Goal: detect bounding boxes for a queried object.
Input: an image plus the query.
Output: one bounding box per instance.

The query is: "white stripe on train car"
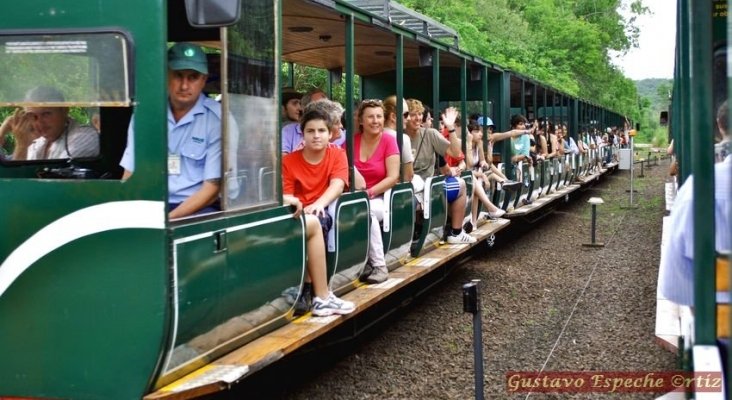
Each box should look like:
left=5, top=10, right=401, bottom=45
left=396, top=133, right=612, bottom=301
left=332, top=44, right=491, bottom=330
left=0, top=200, right=165, bottom=299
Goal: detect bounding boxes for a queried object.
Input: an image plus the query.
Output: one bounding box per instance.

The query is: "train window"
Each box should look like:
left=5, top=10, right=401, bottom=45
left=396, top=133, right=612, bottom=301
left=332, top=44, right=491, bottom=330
left=222, top=0, right=278, bottom=210
left=0, top=32, right=130, bottom=162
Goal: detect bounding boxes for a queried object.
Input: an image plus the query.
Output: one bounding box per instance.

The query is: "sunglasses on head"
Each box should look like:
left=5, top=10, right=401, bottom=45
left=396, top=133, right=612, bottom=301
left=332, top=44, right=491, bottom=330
left=361, top=99, right=383, bottom=106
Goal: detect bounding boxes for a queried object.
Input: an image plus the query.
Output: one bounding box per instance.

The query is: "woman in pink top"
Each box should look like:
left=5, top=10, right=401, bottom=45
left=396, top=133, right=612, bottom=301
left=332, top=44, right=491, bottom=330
left=352, top=99, right=400, bottom=283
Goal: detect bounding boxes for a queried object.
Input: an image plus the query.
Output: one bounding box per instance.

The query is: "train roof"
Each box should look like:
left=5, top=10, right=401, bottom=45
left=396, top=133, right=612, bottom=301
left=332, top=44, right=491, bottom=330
left=283, top=0, right=489, bottom=76
left=283, top=0, right=623, bottom=116
left=343, top=0, right=459, bottom=46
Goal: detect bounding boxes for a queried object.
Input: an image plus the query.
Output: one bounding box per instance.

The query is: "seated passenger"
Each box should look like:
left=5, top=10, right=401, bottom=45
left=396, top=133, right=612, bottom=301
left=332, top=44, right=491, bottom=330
left=383, top=95, right=414, bottom=182
left=555, top=124, right=567, bottom=157
left=578, top=131, right=590, bottom=155
left=282, top=107, right=355, bottom=316
left=281, top=86, right=302, bottom=125
left=0, top=86, right=98, bottom=160
left=421, top=105, right=434, bottom=130
left=545, top=122, right=560, bottom=159
left=509, top=114, right=533, bottom=181
left=530, top=120, right=548, bottom=162
left=405, top=100, right=476, bottom=244
left=601, top=133, right=613, bottom=165
left=594, top=129, right=604, bottom=150
left=464, top=122, right=506, bottom=231
left=561, top=124, right=580, bottom=155
left=307, top=99, right=366, bottom=191
left=282, top=88, right=346, bottom=154
left=120, top=43, right=221, bottom=219
left=477, top=117, right=521, bottom=190
left=351, top=99, right=399, bottom=283
left=438, top=117, right=505, bottom=225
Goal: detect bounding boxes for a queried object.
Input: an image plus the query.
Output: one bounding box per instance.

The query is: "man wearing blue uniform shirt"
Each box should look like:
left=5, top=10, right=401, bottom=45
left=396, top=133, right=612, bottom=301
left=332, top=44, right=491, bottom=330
left=120, top=42, right=222, bottom=219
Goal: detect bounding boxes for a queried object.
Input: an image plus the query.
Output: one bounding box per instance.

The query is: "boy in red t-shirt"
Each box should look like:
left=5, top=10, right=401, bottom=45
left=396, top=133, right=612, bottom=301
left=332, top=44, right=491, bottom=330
left=282, top=105, right=354, bottom=317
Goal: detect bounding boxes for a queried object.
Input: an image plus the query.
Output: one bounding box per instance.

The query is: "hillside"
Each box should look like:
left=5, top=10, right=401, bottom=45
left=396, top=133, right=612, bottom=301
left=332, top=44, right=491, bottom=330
left=636, top=78, right=672, bottom=113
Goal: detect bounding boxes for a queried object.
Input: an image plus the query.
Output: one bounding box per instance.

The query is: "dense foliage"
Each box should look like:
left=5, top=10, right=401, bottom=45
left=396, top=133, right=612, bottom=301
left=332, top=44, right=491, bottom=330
left=395, top=0, right=648, bottom=119
left=635, top=78, right=673, bottom=145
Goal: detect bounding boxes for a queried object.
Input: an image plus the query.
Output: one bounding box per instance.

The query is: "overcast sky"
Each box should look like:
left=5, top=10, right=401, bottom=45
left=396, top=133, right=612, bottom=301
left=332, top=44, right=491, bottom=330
left=611, top=0, right=676, bottom=80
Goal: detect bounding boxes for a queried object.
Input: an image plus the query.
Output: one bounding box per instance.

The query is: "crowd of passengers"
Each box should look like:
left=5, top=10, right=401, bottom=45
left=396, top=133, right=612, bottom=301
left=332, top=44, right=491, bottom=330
left=278, top=85, right=624, bottom=316
left=0, top=42, right=625, bottom=317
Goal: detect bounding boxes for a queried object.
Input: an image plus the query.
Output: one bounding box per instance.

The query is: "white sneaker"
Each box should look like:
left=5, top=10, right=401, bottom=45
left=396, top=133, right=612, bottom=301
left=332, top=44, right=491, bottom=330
left=312, top=292, right=355, bottom=316
left=446, top=230, right=477, bottom=244
left=487, top=209, right=506, bottom=219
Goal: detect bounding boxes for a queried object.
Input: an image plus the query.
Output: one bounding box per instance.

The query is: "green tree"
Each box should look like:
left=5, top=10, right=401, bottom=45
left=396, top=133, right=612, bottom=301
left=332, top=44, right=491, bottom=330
left=400, top=0, right=648, bottom=118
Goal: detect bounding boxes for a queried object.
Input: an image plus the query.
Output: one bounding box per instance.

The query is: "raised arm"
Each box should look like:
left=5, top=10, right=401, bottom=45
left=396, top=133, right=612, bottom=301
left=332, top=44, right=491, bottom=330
left=2, top=109, right=37, bottom=160
left=441, top=107, right=462, bottom=158
left=489, top=129, right=529, bottom=143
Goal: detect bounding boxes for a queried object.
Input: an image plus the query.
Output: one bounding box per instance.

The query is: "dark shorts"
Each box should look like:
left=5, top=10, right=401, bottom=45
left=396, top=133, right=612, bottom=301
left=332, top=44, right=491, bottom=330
left=317, top=212, right=333, bottom=242
left=444, top=176, right=460, bottom=203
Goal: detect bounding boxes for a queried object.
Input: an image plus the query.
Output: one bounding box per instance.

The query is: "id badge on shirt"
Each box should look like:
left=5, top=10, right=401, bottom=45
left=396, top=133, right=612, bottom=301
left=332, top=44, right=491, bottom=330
left=168, top=154, right=181, bottom=175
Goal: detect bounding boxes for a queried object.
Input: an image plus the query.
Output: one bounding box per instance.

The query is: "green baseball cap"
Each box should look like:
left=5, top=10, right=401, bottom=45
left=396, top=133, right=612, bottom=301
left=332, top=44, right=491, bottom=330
left=168, top=42, right=208, bottom=75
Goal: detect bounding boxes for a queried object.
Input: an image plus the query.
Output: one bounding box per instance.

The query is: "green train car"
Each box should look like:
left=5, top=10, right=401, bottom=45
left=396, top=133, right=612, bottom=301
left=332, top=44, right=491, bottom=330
left=663, top=0, right=730, bottom=396
left=0, top=1, right=627, bottom=399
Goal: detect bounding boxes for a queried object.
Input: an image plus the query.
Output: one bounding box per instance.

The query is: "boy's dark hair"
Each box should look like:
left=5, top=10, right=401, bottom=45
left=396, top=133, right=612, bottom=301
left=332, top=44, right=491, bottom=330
left=510, top=114, right=528, bottom=128
left=300, top=109, right=331, bottom=132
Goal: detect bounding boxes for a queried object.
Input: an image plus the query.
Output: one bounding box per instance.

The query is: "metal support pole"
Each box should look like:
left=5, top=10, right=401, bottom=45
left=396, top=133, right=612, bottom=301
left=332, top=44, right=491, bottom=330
left=462, top=280, right=484, bottom=400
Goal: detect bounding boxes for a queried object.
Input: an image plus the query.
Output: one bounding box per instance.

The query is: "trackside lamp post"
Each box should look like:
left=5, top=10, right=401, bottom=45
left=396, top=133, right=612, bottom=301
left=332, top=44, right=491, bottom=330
left=582, top=197, right=605, bottom=247
left=462, top=279, right=484, bottom=400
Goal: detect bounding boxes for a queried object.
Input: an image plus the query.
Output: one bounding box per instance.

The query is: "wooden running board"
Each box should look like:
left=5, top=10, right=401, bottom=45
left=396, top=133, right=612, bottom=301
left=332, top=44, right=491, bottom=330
left=144, top=219, right=511, bottom=400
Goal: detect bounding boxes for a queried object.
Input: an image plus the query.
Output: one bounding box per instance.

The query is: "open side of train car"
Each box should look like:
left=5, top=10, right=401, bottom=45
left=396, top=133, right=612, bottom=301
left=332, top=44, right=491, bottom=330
left=0, top=1, right=628, bottom=399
